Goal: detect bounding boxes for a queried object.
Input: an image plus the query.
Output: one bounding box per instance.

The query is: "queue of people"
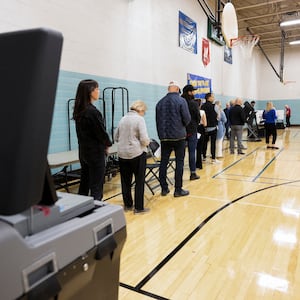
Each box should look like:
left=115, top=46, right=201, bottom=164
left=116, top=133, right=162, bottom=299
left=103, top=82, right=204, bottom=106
left=73, top=79, right=284, bottom=215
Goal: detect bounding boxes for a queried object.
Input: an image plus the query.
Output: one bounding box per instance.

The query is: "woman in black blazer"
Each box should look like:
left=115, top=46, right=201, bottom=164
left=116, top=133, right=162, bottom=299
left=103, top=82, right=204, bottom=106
left=73, top=79, right=112, bottom=200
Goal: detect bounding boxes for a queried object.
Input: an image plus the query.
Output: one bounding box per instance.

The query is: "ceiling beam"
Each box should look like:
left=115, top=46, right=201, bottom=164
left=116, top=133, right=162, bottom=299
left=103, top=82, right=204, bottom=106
left=238, top=8, right=300, bottom=22
left=240, top=23, right=298, bottom=32
left=239, top=22, right=281, bottom=30
left=235, top=0, right=289, bottom=11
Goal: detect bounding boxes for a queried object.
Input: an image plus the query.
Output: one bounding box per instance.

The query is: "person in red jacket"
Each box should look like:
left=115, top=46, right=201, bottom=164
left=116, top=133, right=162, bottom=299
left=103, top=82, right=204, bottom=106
left=285, top=105, right=291, bottom=127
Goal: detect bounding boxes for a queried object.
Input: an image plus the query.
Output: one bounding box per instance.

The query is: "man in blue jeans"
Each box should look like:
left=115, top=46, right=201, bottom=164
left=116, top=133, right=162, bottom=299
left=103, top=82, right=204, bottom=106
left=156, top=81, right=191, bottom=197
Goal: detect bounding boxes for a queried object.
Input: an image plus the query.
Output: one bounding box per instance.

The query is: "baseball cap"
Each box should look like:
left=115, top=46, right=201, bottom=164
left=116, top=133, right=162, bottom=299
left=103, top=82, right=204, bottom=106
left=168, top=80, right=180, bottom=88
left=183, top=84, right=197, bottom=93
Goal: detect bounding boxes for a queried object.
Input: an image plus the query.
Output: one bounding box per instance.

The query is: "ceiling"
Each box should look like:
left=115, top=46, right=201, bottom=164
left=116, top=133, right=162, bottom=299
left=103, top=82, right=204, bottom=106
left=203, top=0, right=300, bottom=51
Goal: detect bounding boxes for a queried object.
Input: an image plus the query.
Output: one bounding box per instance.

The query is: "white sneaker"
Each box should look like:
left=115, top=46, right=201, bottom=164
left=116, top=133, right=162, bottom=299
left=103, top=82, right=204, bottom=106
left=211, top=159, right=221, bottom=164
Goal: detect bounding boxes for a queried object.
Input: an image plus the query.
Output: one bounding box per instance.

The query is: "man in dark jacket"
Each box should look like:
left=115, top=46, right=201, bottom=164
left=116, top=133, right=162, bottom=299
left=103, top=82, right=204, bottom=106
left=201, top=92, right=219, bottom=163
left=229, top=98, right=246, bottom=154
left=156, top=81, right=191, bottom=197
left=181, top=84, right=200, bottom=180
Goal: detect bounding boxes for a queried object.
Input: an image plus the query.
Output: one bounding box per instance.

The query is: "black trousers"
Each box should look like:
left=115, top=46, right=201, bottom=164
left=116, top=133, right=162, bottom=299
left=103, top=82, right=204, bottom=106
left=119, top=152, right=146, bottom=210
left=79, top=146, right=106, bottom=200
left=159, top=140, right=185, bottom=192
left=196, top=134, right=205, bottom=169
left=265, top=123, right=277, bottom=144
left=203, top=129, right=217, bottom=160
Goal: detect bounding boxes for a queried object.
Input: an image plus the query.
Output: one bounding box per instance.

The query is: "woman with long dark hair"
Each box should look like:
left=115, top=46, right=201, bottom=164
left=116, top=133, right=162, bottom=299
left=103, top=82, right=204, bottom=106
left=73, top=79, right=112, bottom=200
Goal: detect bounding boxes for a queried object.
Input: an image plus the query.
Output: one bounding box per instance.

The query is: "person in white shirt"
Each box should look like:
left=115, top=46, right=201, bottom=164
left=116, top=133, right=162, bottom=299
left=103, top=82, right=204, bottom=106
left=115, top=100, right=150, bottom=214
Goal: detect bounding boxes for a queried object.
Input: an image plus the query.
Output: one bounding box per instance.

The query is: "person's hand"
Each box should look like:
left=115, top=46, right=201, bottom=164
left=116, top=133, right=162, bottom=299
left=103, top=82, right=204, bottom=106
left=105, top=146, right=110, bottom=156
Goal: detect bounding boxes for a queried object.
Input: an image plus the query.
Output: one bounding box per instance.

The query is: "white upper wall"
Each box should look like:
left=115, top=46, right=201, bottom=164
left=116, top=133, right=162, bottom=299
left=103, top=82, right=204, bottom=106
left=257, top=47, right=300, bottom=100
left=0, top=0, right=276, bottom=100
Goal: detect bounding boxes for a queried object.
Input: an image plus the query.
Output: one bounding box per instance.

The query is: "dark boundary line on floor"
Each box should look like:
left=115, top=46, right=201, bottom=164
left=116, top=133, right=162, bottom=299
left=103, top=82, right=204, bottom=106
left=212, top=147, right=260, bottom=179
left=119, top=282, right=170, bottom=300
left=252, top=147, right=284, bottom=182
left=103, top=192, right=122, bottom=201
left=128, top=179, right=300, bottom=298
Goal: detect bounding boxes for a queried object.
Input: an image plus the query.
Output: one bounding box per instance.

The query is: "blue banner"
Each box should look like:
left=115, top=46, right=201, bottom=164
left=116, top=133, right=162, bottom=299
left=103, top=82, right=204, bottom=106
left=187, top=73, right=212, bottom=99
left=179, top=11, right=197, bottom=54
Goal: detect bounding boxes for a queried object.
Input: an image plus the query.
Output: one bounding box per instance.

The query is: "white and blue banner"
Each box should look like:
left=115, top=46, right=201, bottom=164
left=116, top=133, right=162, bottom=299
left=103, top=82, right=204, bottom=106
left=179, top=11, right=197, bottom=54
left=187, top=73, right=212, bottom=99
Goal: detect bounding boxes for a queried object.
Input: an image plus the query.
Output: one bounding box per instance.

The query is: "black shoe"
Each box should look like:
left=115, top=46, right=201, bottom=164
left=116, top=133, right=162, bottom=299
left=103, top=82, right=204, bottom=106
left=190, top=173, right=200, bottom=180
left=124, top=206, right=133, bottom=211
left=134, top=208, right=150, bottom=214
left=238, top=152, right=245, bottom=155
left=174, top=189, right=189, bottom=197
left=161, top=188, right=170, bottom=196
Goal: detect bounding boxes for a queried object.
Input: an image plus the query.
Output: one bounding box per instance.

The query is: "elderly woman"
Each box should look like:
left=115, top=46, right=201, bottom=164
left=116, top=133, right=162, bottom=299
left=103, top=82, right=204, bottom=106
left=115, top=100, right=150, bottom=214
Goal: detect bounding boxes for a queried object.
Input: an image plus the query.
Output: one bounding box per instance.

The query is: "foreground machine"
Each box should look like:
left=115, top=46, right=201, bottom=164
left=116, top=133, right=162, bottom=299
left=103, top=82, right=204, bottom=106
left=0, top=28, right=126, bottom=300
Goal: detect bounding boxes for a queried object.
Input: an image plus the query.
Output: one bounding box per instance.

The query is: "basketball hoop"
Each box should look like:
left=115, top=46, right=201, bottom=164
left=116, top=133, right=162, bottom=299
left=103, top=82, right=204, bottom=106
left=283, top=80, right=296, bottom=85
left=231, top=35, right=260, bottom=58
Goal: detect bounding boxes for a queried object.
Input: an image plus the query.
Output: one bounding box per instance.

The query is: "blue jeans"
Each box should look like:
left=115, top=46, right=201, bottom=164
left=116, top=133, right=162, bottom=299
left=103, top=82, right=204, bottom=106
left=159, top=139, right=186, bottom=191
left=186, top=133, right=198, bottom=172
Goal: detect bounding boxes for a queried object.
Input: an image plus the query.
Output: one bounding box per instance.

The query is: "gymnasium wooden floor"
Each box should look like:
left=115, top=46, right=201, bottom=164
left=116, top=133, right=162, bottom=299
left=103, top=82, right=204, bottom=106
left=74, top=127, right=300, bottom=299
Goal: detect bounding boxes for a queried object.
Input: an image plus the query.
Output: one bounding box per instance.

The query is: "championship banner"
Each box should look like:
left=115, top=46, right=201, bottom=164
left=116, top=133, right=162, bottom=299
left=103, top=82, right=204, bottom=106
left=224, top=45, right=232, bottom=64
left=179, top=11, right=197, bottom=54
left=187, top=73, right=212, bottom=99
left=202, top=38, right=210, bottom=66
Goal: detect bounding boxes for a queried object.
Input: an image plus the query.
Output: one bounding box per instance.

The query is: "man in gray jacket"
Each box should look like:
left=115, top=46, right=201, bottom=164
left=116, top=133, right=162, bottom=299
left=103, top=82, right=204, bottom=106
left=156, top=81, right=191, bottom=197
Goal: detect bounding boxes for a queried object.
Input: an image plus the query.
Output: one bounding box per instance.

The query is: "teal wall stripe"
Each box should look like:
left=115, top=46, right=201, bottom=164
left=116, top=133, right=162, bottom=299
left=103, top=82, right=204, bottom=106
left=49, top=70, right=300, bottom=157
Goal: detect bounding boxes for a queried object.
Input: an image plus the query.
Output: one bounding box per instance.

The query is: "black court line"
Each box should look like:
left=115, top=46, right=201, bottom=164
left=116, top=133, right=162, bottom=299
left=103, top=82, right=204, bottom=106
left=119, top=282, right=170, bottom=300
left=252, top=147, right=284, bottom=182
left=291, top=130, right=300, bottom=137
left=103, top=191, right=122, bottom=201
left=212, top=147, right=260, bottom=179
left=121, top=179, right=300, bottom=299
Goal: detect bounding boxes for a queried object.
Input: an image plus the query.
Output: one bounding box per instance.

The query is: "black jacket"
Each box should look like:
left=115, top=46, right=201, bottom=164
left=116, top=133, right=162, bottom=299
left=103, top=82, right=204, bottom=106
left=181, top=94, right=200, bottom=135
left=156, top=92, right=191, bottom=140
left=76, top=104, right=112, bottom=160
left=201, top=101, right=218, bottom=127
left=229, top=105, right=246, bottom=125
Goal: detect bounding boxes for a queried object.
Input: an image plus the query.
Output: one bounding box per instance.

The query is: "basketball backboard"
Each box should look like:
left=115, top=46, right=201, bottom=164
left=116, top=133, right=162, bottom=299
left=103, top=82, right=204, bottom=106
left=222, top=2, right=238, bottom=47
